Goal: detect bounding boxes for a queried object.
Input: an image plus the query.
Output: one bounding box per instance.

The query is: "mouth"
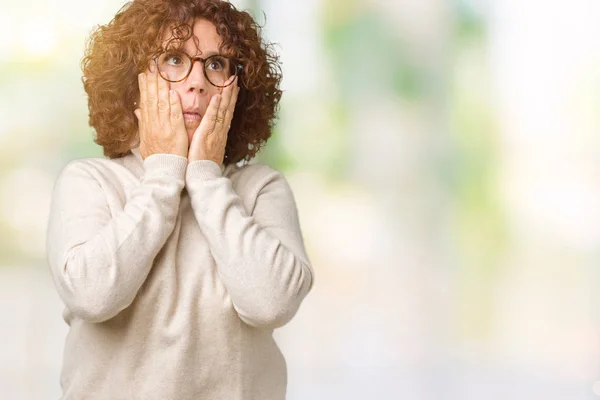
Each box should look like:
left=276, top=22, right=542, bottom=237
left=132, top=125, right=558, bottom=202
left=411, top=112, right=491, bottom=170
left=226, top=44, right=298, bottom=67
left=183, top=112, right=201, bottom=122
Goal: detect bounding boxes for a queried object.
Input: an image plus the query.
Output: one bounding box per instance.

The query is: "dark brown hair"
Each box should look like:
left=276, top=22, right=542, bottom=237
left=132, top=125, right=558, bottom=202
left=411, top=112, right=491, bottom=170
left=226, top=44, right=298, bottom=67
left=81, top=0, right=283, bottom=165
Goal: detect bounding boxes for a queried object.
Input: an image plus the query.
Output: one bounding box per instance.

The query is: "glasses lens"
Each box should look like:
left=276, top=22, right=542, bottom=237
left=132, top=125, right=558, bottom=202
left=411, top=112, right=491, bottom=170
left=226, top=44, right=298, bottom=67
left=205, top=55, right=234, bottom=87
left=157, top=51, right=191, bottom=82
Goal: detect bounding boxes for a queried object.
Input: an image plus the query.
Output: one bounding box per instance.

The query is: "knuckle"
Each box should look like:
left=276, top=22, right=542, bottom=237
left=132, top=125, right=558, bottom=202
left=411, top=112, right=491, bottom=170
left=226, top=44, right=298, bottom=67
left=147, top=95, right=157, bottom=104
left=170, top=110, right=181, bottom=119
left=157, top=100, right=169, bottom=111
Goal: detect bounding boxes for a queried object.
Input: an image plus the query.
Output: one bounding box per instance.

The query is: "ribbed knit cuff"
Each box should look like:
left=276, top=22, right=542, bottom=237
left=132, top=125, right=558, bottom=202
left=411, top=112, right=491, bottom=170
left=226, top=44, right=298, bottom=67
left=185, top=160, right=224, bottom=181
left=143, top=153, right=188, bottom=178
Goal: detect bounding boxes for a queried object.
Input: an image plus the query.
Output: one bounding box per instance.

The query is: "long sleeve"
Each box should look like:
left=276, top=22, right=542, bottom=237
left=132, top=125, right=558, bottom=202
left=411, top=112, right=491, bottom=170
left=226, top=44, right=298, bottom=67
left=45, top=154, right=188, bottom=323
left=185, top=160, right=315, bottom=330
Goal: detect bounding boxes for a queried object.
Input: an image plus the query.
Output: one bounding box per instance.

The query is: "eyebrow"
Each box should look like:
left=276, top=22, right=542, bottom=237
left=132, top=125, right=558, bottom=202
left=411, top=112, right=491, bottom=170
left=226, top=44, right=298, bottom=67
left=166, top=45, right=222, bottom=58
left=181, top=49, right=221, bottom=58
left=194, top=50, right=221, bottom=58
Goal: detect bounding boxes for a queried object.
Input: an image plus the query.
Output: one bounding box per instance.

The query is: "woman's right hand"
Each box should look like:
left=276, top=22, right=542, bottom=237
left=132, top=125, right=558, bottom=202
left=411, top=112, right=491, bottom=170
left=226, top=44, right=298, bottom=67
left=134, top=62, right=188, bottom=160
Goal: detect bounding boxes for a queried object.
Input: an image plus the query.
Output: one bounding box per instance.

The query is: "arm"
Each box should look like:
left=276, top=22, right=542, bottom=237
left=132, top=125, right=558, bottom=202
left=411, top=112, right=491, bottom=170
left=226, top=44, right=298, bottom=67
left=45, top=154, right=187, bottom=323
left=185, top=161, right=315, bottom=330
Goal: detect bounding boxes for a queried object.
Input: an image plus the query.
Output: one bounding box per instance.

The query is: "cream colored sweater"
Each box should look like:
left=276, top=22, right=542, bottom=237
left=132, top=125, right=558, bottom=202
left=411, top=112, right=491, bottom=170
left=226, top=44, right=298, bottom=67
left=45, top=147, right=314, bottom=400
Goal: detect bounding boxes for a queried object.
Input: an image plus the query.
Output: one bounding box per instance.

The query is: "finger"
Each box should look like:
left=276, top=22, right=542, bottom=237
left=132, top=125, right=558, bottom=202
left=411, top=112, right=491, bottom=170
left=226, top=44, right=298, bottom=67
left=138, top=73, right=148, bottom=138
left=169, top=89, right=186, bottom=134
left=146, top=62, right=159, bottom=130
left=202, top=94, right=221, bottom=135
left=223, top=76, right=239, bottom=129
left=217, top=75, right=236, bottom=123
left=213, top=79, right=233, bottom=132
left=157, top=70, right=170, bottom=128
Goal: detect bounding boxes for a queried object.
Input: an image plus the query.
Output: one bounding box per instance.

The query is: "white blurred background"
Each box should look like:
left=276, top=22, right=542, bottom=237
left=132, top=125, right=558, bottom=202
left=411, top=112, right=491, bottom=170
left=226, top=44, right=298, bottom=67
left=1, top=0, right=600, bottom=399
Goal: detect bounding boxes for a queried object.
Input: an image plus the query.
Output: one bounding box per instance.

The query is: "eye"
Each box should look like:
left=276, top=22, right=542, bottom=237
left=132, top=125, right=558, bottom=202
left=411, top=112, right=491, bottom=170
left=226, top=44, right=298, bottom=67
left=207, top=56, right=227, bottom=71
left=165, top=52, right=185, bottom=66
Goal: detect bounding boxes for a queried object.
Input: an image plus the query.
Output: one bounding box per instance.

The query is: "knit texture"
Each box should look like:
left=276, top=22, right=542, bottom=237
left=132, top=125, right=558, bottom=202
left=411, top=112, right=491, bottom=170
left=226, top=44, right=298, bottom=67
left=45, top=147, right=314, bottom=400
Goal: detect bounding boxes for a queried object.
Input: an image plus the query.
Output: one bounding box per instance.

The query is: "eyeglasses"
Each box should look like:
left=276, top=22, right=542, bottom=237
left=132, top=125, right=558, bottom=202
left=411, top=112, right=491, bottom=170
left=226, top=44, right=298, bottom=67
left=152, top=50, right=243, bottom=87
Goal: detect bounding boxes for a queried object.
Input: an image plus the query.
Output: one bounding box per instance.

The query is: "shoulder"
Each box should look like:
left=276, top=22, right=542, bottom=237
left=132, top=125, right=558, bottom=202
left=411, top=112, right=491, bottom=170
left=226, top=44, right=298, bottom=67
left=228, top=163, right=301, bottom=214
left=228, top=162, right=289, bottom=193
left=54, top=156, right=133, bottom=192
left=55, top=158, right=100, bottom=182
left=230, top=161, right=286, bottom=181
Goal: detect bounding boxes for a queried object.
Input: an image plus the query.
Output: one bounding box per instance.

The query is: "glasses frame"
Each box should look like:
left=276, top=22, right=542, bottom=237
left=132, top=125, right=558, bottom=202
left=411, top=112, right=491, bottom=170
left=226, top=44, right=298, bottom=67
left=152, top=51, right=243, bottom=88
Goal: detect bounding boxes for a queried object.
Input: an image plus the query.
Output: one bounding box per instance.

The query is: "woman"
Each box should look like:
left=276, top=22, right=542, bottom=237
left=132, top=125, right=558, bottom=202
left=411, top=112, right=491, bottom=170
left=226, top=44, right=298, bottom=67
left=45, top=0, right=315, bottom=399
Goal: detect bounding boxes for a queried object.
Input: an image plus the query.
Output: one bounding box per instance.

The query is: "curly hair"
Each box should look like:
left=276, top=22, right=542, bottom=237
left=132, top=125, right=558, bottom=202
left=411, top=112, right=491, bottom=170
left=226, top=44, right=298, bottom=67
left=81, top=0, right=283, bottom=165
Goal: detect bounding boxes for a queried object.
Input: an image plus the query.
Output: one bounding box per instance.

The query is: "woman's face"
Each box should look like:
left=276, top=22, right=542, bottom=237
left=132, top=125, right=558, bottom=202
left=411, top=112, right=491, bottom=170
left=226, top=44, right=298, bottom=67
left=160, top=18, right=227, bottom=144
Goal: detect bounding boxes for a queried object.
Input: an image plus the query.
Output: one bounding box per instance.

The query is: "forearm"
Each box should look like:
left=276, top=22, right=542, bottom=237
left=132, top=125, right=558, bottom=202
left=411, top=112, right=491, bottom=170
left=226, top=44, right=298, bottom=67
left=185, top=161, right=314, bottom=329
left=46, top=154, right=187, bottom=322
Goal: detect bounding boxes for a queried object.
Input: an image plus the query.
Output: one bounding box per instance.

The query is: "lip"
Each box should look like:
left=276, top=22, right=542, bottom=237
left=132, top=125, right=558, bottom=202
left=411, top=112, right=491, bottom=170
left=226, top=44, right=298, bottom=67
left=183, top=107, right=201, bottom=114
left=183, top=111, right=201, bottom=121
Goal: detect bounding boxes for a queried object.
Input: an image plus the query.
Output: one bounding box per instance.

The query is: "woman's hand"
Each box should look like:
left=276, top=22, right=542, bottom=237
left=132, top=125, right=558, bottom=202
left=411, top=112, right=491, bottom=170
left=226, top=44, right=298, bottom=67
left=134, top=62, right=189, bottom=160
left=188, top=75, right=240, bottom=166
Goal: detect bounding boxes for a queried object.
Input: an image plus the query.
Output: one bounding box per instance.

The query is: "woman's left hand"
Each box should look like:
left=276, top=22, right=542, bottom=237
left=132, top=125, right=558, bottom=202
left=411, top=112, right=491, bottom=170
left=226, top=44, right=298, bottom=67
left=188, top=75, right=240, bottom=166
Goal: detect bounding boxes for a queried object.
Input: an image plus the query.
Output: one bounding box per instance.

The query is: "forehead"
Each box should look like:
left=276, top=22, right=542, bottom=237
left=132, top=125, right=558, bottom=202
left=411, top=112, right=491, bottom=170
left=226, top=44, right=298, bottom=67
left=162, top=18, right=222, bottom=54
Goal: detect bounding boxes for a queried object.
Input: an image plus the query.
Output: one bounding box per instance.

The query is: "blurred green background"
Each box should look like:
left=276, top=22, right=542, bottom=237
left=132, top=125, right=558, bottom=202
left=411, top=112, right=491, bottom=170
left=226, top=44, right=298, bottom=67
left=2, top=0, right=600, bottom=398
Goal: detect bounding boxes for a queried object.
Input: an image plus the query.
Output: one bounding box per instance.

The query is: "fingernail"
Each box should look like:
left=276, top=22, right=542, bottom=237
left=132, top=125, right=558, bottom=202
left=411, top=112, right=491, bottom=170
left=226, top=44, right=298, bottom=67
left=149, top=63, right=155, bottom=73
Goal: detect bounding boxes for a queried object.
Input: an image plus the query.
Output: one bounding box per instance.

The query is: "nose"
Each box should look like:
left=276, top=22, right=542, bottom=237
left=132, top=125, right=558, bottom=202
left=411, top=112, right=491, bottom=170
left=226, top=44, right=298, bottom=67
left=184, top=60, right=210, bottom=94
